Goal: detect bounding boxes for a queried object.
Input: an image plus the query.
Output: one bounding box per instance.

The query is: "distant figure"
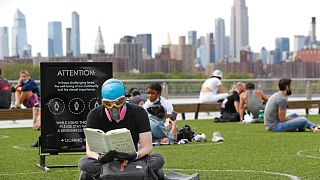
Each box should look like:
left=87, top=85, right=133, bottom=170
left=264, top=78, right=320, bottom=132
left=0, top=67, right=11, bottom=109
left=129, top=96, right=147, bottom=107
left=216, top=82, right=246, bottom=122
left=239, top=82, right=268, bottom=122
left=12, top=70, right=40, bottom=108
left=199, top=69, right=229, bottom=103
left=127, top=88, right=147, bottom=107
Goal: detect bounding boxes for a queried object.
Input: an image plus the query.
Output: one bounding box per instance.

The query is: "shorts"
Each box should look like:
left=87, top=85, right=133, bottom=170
left=23, top=94, right=40, bottom=108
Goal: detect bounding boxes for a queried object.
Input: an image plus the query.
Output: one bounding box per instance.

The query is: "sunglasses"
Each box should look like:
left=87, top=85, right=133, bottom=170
left=102, top=96, right=126, bottom=109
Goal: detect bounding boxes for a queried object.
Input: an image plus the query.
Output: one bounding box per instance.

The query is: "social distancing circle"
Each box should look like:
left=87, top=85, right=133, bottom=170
left=165, top=168, right=300, bottom=180
left=12, top=144, right=38, bottom=150
left=0, top=168, right=300, bottom=179
left=0, top=135, right=9, bottom=139
left=296, top=148, right=320, bottom=159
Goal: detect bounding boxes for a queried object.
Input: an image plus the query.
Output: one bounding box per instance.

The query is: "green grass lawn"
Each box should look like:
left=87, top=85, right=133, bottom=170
left=1, top=116, right=320, bottom=179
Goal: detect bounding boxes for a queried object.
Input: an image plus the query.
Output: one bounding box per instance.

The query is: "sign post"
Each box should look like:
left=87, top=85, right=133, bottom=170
left=37, top=62, right=112, bottom=171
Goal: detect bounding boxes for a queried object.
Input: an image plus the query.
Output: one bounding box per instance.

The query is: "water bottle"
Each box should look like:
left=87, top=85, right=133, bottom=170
left=258, top=110, right=264, bottom=122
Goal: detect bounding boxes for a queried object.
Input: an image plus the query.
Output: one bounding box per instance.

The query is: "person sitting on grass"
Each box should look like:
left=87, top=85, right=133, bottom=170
left=239, top=82, right=268, bottom=122
left=0, top=67, right=11, bottom=109
left=264, top=78, right=320, bottom=132
left=11, top=70, right=40, bottom=108
left=215, top=82, right=246, bottom=122
left=143, top=82, right=177, bottom=140
left=78, top=78, right=164, bottom=180
left=147, top=103, right=176, bottom=144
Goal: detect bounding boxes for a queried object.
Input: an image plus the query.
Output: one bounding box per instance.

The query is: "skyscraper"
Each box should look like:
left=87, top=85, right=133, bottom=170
left=260, top=47, right=269, bottom=64
left=187, top=31, right=197, bottom=46
left=11, top=9, right=31, bottom=58
left=230, top=0, right=249, bottom=61
left=48, top=22, right=63, bottom=57
left=71, top=11, right=80, bottom=56
left=215, top=18, right=226, bottom=62
left=275, top=37, right=289, bottom=60
left=95, top=26, right=105, bottom=54
left=294, top=35, right=306, bottom=52
left=0, top=27, right=9, bottom=59
left=114, top=36, right=142, bottom=70
left=135, top=34, right=152, bottom=58
left=66, top=28, right=72, bottom=56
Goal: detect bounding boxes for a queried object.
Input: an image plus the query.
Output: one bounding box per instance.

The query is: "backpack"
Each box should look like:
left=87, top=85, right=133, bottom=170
left=100, top=155, right=158, bottom=180
left=177, top=124, right=195, bottom=141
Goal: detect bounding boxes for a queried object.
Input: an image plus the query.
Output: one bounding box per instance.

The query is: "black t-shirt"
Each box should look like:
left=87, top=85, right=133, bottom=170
left=221, top=90, right=240, bottom=114
left=86, top=103, right=150, bottom=150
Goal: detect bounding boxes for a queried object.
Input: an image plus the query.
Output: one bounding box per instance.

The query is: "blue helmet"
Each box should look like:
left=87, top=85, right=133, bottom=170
left=101, top=78, right=125, bottom=100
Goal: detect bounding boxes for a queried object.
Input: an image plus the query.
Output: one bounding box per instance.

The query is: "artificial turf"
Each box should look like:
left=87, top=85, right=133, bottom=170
left=0, top=116, right=320, bottom=179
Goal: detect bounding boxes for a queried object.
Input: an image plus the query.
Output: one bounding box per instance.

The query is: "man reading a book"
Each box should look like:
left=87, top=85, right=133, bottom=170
left=78, top=78, right=164, bottom=180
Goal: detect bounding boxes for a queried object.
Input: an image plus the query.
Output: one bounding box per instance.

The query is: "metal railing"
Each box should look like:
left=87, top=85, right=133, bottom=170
left=9, top=78, right=319, bottom=101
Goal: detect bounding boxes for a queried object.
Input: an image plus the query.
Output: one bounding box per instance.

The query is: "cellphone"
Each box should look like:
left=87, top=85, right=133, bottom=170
left=170, top=111, right=177, bottom=121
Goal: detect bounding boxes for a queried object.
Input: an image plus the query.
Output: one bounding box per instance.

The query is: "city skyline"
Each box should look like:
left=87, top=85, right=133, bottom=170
left=0, top=0, right=319, bottom=57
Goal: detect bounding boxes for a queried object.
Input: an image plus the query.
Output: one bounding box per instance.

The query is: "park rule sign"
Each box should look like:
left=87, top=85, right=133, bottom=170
left=40, top=62, right=112, bottom=154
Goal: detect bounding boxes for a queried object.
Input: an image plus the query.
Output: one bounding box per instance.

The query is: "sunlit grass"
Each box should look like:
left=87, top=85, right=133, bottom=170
left=0, top=116, right=320, bottom=179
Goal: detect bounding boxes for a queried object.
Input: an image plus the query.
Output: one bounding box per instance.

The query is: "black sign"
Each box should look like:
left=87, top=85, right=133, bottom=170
left=40, top=62, right=112, bottom=154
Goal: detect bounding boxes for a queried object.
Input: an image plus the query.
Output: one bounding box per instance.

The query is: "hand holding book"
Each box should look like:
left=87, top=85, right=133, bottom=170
left=115, top=151, right=138, bottom=161
left=97, top=150, right=137, bottom=164
left=98, top=150, right=117, bottom=163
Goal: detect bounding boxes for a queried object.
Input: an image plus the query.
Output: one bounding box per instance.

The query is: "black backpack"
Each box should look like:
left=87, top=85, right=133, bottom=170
left=178, top=124, right=195, bottom=141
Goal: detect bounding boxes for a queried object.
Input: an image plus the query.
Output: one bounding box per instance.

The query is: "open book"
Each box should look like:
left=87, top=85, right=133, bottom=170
left=83, top=128, right=136, bottom=154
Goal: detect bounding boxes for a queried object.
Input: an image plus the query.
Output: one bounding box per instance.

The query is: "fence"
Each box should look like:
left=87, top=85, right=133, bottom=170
left=8, top=78, right=320, bottom=103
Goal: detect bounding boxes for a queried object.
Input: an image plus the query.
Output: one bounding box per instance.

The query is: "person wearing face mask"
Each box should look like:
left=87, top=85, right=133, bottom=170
left=78, top=78, right=164, bottom=180
left=143, top=82, right=177, bottom=141
left=12, top=70, right=40, bottom=108
left=264, top=78, right=320, bottom=132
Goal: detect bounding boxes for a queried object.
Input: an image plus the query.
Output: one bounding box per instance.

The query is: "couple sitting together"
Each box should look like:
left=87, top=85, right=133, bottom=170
left=200, top=70, right=267, bottom=123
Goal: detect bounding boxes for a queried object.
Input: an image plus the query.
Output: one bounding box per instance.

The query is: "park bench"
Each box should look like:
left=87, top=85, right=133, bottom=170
left=172, top=100, right=320, bottom=120
left=1, top=100, right=320, bottom=121
left=0, top=108, right=33, bottom=121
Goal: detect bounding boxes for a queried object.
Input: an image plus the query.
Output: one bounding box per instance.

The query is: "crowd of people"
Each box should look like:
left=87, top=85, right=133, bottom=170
left=1, top=67, right=319, bottom=179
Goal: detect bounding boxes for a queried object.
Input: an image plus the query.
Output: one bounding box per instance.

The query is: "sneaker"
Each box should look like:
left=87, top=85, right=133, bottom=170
left=193, top=133, right=207, bottom=142
left=312, top=126, right=320, bottom=133
left=212, top=131, right=224, bottom=142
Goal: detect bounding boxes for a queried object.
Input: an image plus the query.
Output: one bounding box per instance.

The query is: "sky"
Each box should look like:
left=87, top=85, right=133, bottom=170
left=0, top=0, right=320, bottom=57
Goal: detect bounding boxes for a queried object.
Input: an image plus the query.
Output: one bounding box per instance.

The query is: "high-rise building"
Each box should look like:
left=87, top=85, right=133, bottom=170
left=114, top=36, right=142, bottom=71
left=275, top=37, right=290, bottom=60
left=187, top=31, right=197, bottom=46
left=215, top=18, right=226, bottom=62
left=230, top=0, right=249, bottom=61
left=135, top=34, right=152, bottom=58
left=66, top=28, right=72, bottom=56
left=167, top=36, right=197, bottom=73
left=294, top=35, right=306, bottom=52
left=0, top=27, right=9, bottom=59
left=11, top=9, right=31, bottom=58
left=260, top=47, right=269, bottom=64
left=71, top=11, right=80, bottom=56
left=95, top=26, right=105, bottom=54
left=48, top=22, right=63, bottom=57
